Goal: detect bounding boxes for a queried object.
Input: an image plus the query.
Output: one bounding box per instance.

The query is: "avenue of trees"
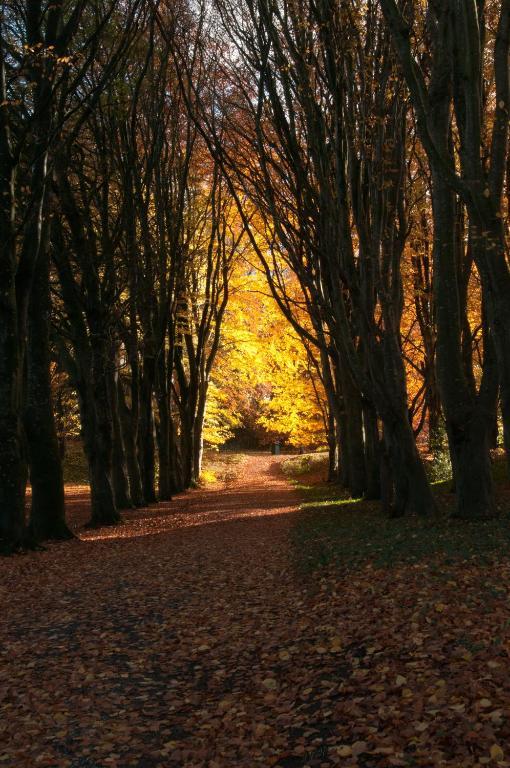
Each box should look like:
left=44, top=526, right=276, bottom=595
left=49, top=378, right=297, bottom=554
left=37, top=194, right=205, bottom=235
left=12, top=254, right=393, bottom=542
left=1, top=0, right=509, bottom=550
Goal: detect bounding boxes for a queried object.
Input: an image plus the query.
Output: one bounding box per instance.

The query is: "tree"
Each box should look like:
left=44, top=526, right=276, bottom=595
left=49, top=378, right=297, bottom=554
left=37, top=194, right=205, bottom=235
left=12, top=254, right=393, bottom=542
left=380, top=0, right=507, bottom=517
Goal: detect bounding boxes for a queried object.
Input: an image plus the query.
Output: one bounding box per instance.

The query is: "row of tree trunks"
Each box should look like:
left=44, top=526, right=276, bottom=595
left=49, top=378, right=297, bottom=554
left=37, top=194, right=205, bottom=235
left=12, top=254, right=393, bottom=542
left=379, top=0, right=510, bottom=518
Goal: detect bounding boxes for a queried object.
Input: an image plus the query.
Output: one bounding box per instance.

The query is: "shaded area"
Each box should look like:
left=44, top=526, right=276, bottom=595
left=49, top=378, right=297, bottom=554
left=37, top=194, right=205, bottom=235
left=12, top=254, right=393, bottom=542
left=2, top=455, right=510, bottom=767
left=289, top=455, right=510, bottom=573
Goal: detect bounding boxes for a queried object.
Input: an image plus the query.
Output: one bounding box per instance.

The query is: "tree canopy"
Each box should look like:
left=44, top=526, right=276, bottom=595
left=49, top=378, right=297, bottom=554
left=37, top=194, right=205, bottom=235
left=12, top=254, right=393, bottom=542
left=1, top=0, right=510, bottom=550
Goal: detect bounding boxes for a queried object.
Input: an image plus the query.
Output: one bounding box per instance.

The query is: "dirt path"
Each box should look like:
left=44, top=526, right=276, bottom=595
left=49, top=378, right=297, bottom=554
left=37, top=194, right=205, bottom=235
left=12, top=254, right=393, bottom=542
left=0, top=454, right=321, bottom=768
left=4, top=455, right=510, bottom=767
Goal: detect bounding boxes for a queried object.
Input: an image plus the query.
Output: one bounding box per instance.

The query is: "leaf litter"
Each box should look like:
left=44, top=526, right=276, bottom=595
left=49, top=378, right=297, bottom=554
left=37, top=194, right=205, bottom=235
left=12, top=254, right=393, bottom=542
left=1, top=455, right=510, bottom=767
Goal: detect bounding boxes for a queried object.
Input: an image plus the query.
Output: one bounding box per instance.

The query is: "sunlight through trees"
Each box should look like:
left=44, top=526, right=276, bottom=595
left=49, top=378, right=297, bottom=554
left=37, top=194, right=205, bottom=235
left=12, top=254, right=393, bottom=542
left=1, top=0, right=510, bottom=549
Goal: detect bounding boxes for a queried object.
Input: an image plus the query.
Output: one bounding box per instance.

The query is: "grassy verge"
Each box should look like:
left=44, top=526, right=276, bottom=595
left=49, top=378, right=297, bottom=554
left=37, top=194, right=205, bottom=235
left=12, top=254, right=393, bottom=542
left=284, top=452, right=510, bottom=574
left=282, top=451, right=329, bottom=479
left=62, top=443, right=247, bottom=490
left=200, top=450, right=245, bottom=486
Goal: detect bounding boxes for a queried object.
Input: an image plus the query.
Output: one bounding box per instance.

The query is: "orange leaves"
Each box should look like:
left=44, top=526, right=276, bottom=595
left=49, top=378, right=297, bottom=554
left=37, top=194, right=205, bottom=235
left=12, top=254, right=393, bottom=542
left=205, top=263, right=327, bottom=449
left=2, top=456, right=510, bottom=765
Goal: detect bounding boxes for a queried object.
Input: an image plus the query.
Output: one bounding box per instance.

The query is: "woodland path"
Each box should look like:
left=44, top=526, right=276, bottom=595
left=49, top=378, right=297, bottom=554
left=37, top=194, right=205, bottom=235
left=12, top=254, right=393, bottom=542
left=3, top=455, right=510, bottom=767
left=0, top=455, right=323, bottom=767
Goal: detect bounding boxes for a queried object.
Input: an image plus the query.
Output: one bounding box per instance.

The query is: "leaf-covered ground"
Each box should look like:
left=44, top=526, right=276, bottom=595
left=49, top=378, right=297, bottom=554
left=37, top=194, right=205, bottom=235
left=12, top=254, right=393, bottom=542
left=1, top=454, right=510, bottom=767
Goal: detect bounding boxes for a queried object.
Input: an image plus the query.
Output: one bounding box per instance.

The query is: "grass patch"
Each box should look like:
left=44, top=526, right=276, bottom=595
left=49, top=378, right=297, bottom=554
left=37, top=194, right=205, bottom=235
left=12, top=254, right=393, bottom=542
left=201, top=450, right=245, bottom=486
left=291, top=454, right=510, bottom=574
left=282, top=452, right=328, bottom=478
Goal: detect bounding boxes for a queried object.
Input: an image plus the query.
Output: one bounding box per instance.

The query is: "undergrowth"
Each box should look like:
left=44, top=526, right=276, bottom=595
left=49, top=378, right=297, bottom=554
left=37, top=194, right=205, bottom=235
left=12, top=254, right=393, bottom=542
left=286, top=453, right=510, bottom=574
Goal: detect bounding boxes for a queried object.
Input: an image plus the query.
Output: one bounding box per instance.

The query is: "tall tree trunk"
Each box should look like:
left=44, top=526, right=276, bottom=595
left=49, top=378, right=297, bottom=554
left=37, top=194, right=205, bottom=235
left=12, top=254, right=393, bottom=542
left=0, top=329, right=24, bottom=551
left=336, top=409, right=349, bottom=488
left=118, top=380, right=145, bottom=507
left=79, top=338, right=119, bottom=527
left=379, top=427, right=393, bottom=517
left=377, top=335, right=437, bottom=516
left=192, top=383, right=208, bottom=483
left=326, top=409, right=337, bottom=482
left=139, top=355, right=157, bottom=503
left=432, top=174, right=496, bottom=519
left=384, top=413, right=436, bottom=517
left=477, top=215, right=510, bottom=477
left=109, top=365, right=132, bottom=510
left=25, top=238, right=71, bottom=542
left=363, top=402, right=381, bottom=500
left=0, top=160, right=25, bottom=549
left=156, top=354, right=172, bottom=501
left=338, top=363, right=366, bottom=497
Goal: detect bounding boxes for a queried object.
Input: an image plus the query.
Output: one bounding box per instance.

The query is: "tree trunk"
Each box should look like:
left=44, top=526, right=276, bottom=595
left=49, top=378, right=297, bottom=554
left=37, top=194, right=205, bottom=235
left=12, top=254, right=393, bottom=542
left=0, top=352, right=25, bottom=550
left=339, top=366, right=366, bottom=498
left=379, top=430, right=393, bottom=517
left=24, top=241, right=71, bottom=542
left=156, top=393, right=172, bottom=500
left=0, top=53, right=27, bottom=549
left=139, top=355, right=157, bottom=503
left=363, top=402, right=381, bottom=500
left=109, top=365, right=132, bottom=510
left=384, top=414, right=437, bottom=517
left=478, top=217, right=510, bottom=478
left=336, top=410, right=349, bottom=488
left=0, top=189, right=25, bottom=549
left=155, top=353, right=173, bottom=501
left=192, top=384, right=208, bottom=483
left=118, top=380, right=145, bottom=507
left=326, top=409, right=337, bottom=482
left=432, top=173, right=496, bottom=519
left=78, top=342, right=119, bottom=527
left=375, top=332, right=437, bottom=516
left=179, top=409, right=194, bottom=490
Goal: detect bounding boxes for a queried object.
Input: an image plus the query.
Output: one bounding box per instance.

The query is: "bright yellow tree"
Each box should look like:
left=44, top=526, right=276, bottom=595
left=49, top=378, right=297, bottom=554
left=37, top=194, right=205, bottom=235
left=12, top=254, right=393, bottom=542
left=203, top=260, right=327, bottom=449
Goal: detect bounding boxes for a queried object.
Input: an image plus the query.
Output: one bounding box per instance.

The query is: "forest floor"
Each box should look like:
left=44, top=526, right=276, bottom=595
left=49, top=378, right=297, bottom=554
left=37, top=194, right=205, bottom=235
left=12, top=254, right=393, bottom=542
left=2, top=454, right=510, bottom=767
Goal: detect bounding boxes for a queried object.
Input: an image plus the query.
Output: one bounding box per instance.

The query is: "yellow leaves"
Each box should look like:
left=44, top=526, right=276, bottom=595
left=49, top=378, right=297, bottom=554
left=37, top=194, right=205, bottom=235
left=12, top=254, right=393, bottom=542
left=330, top=636, right=343, bottom=653
left=343, top=742, right=368, bottom=757
left=395, top=674, right=407, bottom=687
left=434, top=602, right=447, bottom=613
left=261, top=677, right=278, bottom=690
left=205, top=262, right=327, bottom=448
left=490, top=744, right=505, bottom=762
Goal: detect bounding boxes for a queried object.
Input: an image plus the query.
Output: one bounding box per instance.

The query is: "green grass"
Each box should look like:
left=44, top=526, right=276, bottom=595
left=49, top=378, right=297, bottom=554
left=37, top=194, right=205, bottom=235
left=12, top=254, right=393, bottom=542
left=290, top=453, right=510, bottom=574
left=282, top=451, right=329, bottom=479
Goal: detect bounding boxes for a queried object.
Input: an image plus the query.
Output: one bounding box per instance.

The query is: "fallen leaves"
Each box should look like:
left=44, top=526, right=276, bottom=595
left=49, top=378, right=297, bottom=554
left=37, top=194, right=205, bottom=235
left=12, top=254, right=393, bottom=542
left=491, top=744, right=505, bottom=762
left=2, top=455, right=510, bottom=766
